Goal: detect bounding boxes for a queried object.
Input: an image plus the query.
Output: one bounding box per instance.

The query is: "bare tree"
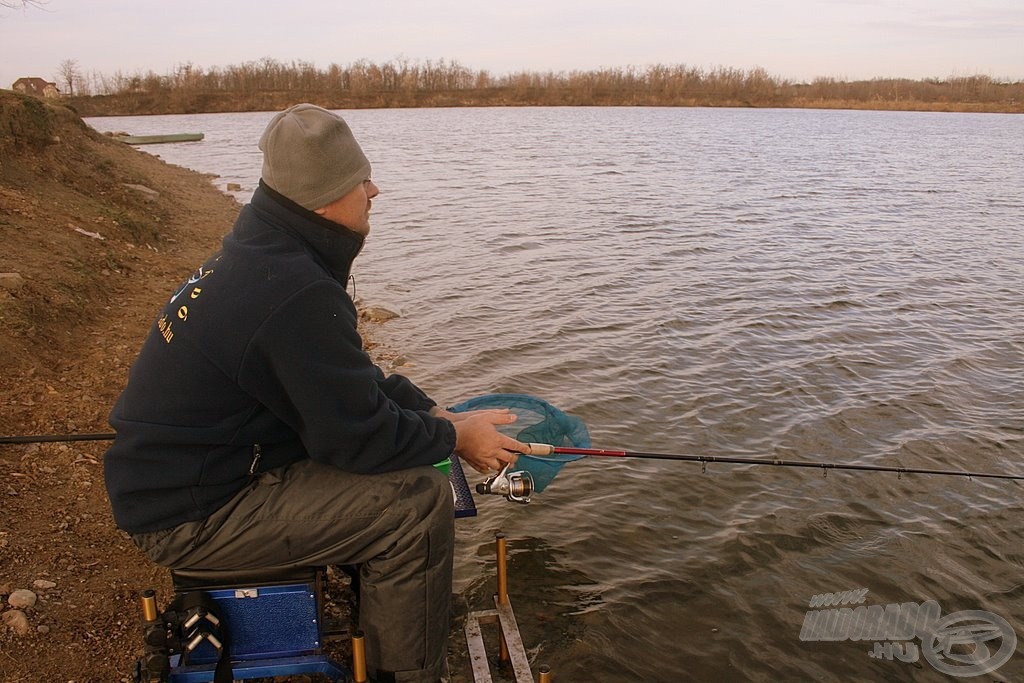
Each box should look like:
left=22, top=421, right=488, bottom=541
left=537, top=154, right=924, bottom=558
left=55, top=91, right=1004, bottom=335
left=57, top=58, right=80, bottom=96
left=1, top=1, right=48, bottom=8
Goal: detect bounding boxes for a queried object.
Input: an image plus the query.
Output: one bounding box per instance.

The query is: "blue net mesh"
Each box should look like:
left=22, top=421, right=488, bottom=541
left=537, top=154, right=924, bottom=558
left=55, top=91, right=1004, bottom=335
left=449, top=393, right=590, bottom=492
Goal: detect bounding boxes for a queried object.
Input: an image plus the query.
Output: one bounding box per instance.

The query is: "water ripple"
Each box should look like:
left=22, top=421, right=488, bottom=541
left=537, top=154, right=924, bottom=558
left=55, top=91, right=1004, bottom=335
left=87, top=107, right=1024, bottom=680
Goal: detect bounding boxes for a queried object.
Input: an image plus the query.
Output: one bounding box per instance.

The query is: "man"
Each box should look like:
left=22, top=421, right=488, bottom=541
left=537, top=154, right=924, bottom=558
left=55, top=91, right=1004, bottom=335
left=104, top=103, right=525, bottom=682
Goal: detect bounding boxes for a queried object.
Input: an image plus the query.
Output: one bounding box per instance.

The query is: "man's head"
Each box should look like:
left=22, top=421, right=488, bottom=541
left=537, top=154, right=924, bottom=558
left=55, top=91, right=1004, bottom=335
left=259, top=103, right=373, bottom=216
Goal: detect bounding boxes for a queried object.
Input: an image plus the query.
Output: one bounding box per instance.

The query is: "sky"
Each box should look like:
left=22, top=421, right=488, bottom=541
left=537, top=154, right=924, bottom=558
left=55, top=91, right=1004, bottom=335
left=2, top=0, right=1022, bottom=92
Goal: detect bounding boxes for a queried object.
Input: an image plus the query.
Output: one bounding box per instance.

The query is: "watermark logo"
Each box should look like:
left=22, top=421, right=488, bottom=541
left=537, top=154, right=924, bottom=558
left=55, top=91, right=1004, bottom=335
left=800, top=590, right=1016, bottom=677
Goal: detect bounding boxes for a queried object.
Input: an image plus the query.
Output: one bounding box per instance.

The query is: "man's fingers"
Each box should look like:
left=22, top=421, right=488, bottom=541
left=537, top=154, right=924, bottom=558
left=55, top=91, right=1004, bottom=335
left=483, top=410, right=517, bottom=424
left=501, top=438, right=527, bottom=456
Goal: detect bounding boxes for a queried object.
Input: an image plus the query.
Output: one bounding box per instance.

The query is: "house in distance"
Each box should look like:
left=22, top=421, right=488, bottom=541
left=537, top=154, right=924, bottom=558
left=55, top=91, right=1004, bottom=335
left=11, top=77, right=60, bottom=98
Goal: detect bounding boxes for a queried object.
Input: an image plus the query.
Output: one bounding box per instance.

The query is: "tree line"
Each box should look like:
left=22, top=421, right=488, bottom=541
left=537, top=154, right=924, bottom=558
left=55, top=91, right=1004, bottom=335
left=60, top=57, right=1023, bottom=115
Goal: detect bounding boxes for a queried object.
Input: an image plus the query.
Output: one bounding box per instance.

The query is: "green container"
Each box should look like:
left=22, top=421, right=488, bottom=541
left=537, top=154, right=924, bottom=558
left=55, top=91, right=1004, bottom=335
left=433, top=458, right=451, bottom=477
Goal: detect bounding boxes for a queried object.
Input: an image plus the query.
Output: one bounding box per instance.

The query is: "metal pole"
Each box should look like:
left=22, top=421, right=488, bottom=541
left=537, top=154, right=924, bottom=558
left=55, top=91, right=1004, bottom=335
left=496, top=532, right=510, bottom=666
left=140, top=589, right=158, bottom=623
left=137, top=589, right=168, bottom=683
left=496, top=533, right=509, bottom=606
left=352, top=629, right=368, bottom=683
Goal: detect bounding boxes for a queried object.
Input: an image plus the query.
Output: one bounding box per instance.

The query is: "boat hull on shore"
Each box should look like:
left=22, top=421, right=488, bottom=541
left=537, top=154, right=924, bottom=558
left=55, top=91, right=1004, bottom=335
left=114, top=133, right=204, bottom=145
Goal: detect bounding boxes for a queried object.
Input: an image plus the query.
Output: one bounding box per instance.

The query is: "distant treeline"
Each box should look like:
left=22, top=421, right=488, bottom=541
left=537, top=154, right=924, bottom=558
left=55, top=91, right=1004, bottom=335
left=64, top=57, right=1024, bottom=116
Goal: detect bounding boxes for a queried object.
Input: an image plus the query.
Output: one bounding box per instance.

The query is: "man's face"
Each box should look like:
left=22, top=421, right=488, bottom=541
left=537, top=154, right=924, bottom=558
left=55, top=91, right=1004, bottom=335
left=315, top=179, right=380, bottom=235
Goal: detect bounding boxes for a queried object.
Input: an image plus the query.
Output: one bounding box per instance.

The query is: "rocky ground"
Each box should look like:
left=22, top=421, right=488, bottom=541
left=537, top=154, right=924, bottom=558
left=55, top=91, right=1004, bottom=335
left=0, top=91, right=492, bottom=682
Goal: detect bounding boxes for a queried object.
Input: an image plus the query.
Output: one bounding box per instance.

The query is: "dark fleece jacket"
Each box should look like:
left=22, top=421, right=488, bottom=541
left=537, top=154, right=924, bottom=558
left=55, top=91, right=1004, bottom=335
left=104, top=183, right=455, bottom=534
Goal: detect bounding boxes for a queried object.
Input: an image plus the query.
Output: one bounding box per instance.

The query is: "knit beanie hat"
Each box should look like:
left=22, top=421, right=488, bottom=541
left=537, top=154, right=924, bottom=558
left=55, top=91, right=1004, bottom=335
left=258, top=104, right=371, bottom=210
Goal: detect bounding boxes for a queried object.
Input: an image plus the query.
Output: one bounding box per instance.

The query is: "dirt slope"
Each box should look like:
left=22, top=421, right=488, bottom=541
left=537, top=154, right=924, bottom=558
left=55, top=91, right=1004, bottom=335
left=0, top=89, right=251, bottom=680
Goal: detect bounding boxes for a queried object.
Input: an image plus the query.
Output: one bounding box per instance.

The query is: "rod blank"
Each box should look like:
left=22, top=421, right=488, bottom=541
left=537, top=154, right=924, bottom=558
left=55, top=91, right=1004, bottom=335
left=0, top=432, right=115, bottom=445
left=519, top=443, right=1024, bottom=482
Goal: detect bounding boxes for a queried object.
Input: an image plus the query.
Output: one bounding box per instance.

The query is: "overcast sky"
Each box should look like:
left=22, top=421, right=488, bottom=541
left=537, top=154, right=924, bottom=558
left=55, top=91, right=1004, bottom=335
left=2, top=0, right=1022, bottom=91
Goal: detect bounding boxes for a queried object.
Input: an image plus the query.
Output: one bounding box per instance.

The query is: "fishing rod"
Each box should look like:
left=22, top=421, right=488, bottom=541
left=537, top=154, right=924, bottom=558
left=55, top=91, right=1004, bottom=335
left=518, top=443, right=1024, bottom=482
left=7, top=432, right=1020, bottom=485
left=0, top=432, right=115, bottom=445
left=479, top=442, right=1024, bottom=504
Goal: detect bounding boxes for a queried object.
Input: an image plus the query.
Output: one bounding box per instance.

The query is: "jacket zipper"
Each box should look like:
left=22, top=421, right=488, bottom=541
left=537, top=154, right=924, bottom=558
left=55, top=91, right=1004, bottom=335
left=249, top=443, right=262, bottom=476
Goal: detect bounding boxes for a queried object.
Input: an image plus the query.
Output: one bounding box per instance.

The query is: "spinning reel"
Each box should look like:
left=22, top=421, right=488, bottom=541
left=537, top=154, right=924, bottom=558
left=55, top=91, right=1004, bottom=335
left=476, top=463, right=534, bottom=504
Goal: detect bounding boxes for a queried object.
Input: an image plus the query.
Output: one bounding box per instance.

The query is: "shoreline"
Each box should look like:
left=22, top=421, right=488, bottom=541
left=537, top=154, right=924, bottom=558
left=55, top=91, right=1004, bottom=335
left=68, top=95, right=1024, bottom=118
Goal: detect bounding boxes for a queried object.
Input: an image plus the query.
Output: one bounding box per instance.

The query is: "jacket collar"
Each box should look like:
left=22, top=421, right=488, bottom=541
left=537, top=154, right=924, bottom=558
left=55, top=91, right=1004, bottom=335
left=251, top=180, right=365, bottom=284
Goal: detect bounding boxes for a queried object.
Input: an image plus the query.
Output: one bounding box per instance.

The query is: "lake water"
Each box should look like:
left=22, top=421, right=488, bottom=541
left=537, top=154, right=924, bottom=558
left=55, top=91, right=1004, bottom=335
left=87, top=107, right=1024, bottom=681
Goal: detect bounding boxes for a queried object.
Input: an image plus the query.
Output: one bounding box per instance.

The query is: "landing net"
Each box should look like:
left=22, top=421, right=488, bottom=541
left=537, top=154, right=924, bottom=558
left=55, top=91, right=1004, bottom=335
left=449, top=393, right=590, bottom=492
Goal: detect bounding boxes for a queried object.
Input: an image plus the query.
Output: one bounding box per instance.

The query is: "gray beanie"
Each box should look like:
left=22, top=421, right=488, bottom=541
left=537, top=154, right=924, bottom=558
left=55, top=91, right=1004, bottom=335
left=258, top=104, right=371, bottom=210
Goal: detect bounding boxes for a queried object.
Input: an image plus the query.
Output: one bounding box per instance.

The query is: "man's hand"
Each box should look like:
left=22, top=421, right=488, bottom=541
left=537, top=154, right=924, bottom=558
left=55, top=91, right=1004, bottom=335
left=433, top=408, right=526, bottom=474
